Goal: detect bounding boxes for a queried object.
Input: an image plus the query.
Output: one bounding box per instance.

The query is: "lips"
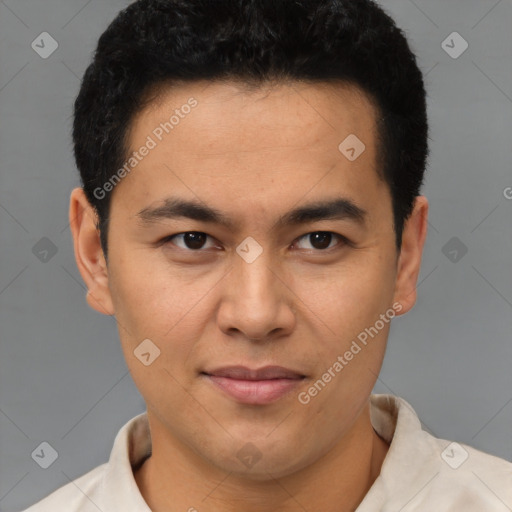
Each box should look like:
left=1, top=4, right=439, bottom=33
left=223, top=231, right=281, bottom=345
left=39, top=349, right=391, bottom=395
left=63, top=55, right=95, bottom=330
left=203, top=365, right=305, bottom=380
left=201, top=365, right=306, bottom=405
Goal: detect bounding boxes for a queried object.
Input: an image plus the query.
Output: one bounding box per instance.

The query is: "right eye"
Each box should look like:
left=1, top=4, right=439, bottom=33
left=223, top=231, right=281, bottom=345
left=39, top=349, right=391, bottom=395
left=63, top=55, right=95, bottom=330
left=160, top=232, right=218, bottom=251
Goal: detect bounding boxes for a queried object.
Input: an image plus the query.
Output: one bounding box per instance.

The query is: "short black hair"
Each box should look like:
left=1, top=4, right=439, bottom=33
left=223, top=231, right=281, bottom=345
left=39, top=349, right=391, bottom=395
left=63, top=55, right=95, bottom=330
left=73, top=0, right=429, bottom=258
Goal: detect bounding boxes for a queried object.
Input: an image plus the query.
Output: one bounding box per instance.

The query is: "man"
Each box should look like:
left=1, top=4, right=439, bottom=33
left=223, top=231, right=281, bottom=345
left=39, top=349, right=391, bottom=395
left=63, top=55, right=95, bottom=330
left=23, top=0, right=512, bottom=510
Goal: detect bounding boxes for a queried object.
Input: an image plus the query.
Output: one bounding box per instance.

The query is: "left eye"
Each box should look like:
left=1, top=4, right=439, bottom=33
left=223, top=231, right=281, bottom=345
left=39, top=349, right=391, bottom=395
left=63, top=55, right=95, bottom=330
left=162, top=231, right=345, bottom=252
left=294, top=231, right=345, bottom=251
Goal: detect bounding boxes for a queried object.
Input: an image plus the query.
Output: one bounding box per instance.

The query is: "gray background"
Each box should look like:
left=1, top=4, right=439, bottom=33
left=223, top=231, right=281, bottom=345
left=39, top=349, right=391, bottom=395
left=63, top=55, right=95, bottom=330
left=1, top=0, right=511, bottom=510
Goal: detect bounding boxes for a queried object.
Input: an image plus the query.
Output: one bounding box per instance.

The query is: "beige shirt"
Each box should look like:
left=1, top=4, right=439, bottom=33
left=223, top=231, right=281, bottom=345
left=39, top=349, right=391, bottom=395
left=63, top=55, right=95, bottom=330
left=22, top=394, right=512, bottom=511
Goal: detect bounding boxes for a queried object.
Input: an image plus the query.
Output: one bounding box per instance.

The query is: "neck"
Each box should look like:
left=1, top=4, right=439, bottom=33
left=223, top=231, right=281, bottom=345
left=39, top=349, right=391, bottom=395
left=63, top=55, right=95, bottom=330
left=134, top=402, right=388, bottom=512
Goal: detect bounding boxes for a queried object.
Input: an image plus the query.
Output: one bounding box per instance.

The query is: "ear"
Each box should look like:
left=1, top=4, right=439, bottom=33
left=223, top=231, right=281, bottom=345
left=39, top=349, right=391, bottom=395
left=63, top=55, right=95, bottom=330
left=69, top=187, right=114, bottom=316
left=393, top=195, right=429, bottom=315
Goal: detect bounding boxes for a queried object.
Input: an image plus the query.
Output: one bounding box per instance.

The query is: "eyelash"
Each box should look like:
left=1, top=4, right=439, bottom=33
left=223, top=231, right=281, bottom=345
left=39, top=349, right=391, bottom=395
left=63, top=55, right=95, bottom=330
left=159, top=231, right=351, bottom=253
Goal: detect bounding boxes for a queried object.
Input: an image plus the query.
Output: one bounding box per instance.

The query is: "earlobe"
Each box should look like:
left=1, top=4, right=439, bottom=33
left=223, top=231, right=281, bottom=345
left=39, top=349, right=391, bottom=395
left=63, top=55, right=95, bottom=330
left=69, top=187, right=115, bottom=316
left=392, top=196, right=429, bottom=315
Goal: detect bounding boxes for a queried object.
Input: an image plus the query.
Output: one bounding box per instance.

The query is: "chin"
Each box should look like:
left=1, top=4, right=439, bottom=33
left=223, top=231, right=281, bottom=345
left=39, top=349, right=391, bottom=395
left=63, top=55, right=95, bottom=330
left=202, top=435, right=310, bottom=481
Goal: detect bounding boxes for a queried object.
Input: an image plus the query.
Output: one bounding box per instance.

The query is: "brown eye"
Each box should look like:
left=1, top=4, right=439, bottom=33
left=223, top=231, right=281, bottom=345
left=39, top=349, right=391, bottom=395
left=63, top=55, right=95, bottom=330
left=164, top=232, right=215, bottom=251
left=295, top=232, right=346, bottom=251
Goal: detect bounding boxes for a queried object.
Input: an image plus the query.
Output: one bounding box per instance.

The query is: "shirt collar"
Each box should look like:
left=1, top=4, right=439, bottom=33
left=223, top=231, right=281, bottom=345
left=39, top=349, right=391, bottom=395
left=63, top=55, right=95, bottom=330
left=358, top=394, right=442, bottom=509
left=100, top=393, right=427, bottom=510
left=101, top=411, right=153, bottom=511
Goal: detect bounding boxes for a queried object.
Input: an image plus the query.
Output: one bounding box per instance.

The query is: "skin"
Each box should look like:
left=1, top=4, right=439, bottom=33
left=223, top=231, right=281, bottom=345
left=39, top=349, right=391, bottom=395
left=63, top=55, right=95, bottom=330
left=69, top=80, right=428, bottom=512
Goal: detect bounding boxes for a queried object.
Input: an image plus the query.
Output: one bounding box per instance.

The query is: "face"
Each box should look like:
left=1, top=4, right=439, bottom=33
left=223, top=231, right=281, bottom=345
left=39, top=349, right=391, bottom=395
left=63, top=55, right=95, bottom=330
left=71, top=80, right=427, bottom=480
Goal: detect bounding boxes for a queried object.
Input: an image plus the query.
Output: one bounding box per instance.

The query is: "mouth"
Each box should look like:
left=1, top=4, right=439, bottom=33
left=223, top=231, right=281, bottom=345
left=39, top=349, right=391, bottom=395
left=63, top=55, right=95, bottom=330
left=201, top=365, right=306, bottom=405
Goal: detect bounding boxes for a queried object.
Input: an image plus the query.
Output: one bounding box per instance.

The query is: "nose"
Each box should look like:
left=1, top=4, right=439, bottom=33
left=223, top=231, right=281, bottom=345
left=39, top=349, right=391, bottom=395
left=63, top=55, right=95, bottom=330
left=216, top=247, right=296, bottom=342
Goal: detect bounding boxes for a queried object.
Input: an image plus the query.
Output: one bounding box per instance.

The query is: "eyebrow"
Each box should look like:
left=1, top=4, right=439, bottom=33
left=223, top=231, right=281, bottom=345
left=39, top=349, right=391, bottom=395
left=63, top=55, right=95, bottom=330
left=136, top=196, right=367, bottom=230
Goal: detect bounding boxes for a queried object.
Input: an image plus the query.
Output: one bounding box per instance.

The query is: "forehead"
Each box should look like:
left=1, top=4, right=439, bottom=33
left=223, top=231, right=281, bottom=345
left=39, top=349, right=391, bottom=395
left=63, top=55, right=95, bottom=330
left=130, top=79, right=379, bottom=163
left=141, top=79, right=377, bottom=147
left=111, top=79, right=387, bottom=224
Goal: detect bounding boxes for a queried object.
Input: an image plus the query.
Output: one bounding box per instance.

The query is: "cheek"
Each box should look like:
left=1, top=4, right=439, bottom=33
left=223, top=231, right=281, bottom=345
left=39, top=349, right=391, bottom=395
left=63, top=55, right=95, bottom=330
left=286, top=256, right=396, bottom=390
left=108, top=249, right=197, bottom=333
left=108, top=251, right=219, bottom=375
left=109, top=259, right=204, bottom=410
left=293, top=256, right=394, bottom=329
